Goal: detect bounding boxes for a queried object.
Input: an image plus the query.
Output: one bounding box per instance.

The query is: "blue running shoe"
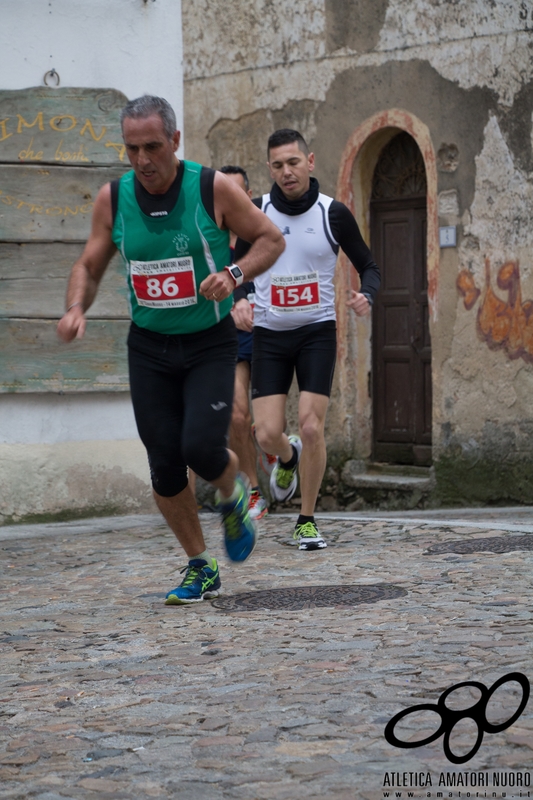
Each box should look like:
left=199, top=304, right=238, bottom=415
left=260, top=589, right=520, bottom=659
left=165, top=558, right=221, bottom=605
left=216, top=474, right=257, bottom=562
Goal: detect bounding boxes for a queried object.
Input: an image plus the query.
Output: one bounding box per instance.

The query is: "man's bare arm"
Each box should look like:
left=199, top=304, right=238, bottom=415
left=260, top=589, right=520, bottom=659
left=57, top=183, right=117, bottom=341
left=199, top=172, right=284, bottom=302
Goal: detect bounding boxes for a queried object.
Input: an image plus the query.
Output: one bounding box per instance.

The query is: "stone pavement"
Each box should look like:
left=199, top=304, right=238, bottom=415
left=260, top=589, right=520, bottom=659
left=1, top=507, right=532, bottom=800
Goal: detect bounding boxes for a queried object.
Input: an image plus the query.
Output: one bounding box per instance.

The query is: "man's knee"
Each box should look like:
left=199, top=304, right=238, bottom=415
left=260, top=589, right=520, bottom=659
left=149, top=458, right=189, bottom=497
left=299, top=414, right=325, bottom=448
left=231, top=401, right=252, bottom=437
left=185, top=444, right=229, bottom=483
left=253, top=419, right=279, bottom=453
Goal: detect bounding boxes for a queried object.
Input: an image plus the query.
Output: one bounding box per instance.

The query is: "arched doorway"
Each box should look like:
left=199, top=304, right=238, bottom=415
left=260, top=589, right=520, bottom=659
left=370, top=132, right=432, bottom=465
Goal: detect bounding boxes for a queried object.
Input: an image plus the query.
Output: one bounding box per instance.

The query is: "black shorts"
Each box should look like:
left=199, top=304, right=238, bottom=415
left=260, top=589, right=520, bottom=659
left=127, top=315, right=237, bottom=496
left=251, top=321, right=337, bottom=399
left=237, top=329, right=253, bottom=364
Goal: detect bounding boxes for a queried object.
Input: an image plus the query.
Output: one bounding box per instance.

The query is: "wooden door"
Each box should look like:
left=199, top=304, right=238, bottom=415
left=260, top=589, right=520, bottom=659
left=370, top=134, right=431, bottom=466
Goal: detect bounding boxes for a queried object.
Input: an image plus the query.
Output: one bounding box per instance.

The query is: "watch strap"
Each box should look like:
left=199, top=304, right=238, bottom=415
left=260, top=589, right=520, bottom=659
left=225, top=264, right=244, bottom=287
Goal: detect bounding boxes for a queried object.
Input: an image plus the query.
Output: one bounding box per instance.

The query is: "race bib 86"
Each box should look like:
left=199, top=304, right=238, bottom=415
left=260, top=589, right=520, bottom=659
left=130, top=257, right=197, bottom=308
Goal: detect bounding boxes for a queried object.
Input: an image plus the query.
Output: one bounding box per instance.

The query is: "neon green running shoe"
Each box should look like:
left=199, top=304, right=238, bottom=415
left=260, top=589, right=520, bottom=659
left=270, top=435, right=302, bottom=502
left=293, top=520, right=327, bottom=551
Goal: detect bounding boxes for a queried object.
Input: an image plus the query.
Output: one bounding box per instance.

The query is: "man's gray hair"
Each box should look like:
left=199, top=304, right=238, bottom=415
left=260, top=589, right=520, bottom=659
left=120, top=95, right=177, bottom=139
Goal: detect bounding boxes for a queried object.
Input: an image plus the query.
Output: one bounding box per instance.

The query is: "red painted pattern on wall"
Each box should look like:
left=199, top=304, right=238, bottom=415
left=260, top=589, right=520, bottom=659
left=457, top=260, right=533, bottom=363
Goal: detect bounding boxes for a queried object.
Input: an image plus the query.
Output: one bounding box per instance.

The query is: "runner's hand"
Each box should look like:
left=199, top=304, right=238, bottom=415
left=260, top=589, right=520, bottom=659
left=199, top=270, right=234, bottom=302
left=347, top=290, right=370, bottom=316
left=57, top=306, right=86, bottom=341
left=231, top=298, right=253, bottom=332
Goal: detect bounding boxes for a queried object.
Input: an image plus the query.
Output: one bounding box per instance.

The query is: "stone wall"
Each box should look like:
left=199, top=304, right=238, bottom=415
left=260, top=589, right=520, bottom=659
left=183, top=0, right=533, bottom=506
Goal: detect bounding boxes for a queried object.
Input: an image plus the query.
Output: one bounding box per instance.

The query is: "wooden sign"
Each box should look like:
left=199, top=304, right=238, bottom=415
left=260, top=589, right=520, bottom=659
left=0, top=319, right=130, bottom=393
left=0, top=163, right=128, bottom=241
left=0, top=244, right=129, bottom=319
left=0, top=87, right=132, bottom=393
left=0, top=88, right=129, bottom=166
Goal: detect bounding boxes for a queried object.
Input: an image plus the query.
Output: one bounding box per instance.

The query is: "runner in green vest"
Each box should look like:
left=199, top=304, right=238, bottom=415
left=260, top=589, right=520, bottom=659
left=57, top=95, right=284, bottom=604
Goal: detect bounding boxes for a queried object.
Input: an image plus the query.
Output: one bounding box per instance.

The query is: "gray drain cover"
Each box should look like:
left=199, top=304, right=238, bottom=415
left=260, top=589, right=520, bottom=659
left=426, top=535, right=533, bottom=555
left=211, top=583, right=407, bottom=611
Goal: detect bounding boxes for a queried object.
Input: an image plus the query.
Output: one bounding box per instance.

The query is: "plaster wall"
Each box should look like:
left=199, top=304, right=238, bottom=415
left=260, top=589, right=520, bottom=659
left=184, top=0, right=533, bottom=168
left=0, top=440, right=154, bottom=525
left=183, top=0, right=533, bottom=504
left=0, top=0, right=183, bottom=138
left=0, top=0, right=183, bottom=521
left=0, top=397, right=151, bottom=520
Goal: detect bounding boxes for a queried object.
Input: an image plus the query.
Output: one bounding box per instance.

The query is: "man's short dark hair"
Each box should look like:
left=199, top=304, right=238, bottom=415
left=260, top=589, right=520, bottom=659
left=220, top=165, right=249, bottom=191
left=121, top=95, right=176, bottom=140
left=267, top=129, right=309, bottom=157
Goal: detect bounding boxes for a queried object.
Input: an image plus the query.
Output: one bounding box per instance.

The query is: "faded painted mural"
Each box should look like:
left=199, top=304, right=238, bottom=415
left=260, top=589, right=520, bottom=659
left=181, top=0, right=533, bottom=505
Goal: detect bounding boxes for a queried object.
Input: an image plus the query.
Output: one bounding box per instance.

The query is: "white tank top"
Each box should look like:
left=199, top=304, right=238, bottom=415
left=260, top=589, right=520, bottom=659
left=253, top=192, right=339, bottom=331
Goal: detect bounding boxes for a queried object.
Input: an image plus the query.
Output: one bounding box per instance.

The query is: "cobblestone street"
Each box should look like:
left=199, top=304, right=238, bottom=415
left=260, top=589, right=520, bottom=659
left=1, top=508, right=532, bottom=800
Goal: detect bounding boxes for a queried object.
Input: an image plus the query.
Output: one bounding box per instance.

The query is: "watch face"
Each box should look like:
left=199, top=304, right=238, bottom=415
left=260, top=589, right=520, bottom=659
left=231, top=265, right=243, bottom=279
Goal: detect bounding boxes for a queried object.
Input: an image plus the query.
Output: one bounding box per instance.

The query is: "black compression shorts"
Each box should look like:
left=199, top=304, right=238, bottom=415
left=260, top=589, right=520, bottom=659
left=127, top=316, right=237, bottom=497
left=251, top=321, right=337, bottom=399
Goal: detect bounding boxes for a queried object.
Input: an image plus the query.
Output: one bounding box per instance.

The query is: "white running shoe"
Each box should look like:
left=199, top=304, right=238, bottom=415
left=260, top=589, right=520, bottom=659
left=294, top=520, right=327, bottom=550
left=248, top=489, right=269, bottom=520
left=269, top=435, right=303, bottom=502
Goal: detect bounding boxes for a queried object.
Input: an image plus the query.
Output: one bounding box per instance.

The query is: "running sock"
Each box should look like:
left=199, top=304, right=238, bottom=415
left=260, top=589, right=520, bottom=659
left=279, top=444, right=298, bottom=470
left=219, top=481, right=241, bottom=506
left=296, top=514, right=315, bottom=527
left=251, top=486, right=260, bottom=493
left=193, top=550, right=217, bottom=571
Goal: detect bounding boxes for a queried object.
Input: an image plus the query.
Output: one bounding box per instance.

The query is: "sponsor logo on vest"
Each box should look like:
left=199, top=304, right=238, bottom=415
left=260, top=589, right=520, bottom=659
left=281, top=226, right=290, bottom=235
left=305, top=227, right=315, bottom=234
left=211, top=401, right=227, bottom=411
left=150, top=210, right=168, bottom=217
left=173, top=233, right=190, bottom=255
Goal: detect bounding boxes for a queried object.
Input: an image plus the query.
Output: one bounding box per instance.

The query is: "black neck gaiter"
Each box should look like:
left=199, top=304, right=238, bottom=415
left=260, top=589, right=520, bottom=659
left=134, top=160, right=184, bottom=217
left=269, top=177, right=320, bottom=216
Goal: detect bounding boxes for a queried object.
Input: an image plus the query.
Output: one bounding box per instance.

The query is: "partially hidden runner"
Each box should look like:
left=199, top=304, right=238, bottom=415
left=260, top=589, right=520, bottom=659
left=220, top=165, right=269, bottom=521
left=57, top=96, right=285, bottom=602
left=235, top=128, right=380, bottom=551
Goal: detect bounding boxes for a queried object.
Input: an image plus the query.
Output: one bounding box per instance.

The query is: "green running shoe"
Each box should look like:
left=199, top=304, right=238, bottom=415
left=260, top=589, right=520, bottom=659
left=293, top=520, right=327, bottom=551
left=216, top=474, right=257, bottom=562
left=270, top=435, right=302, bottom=502
left=165, top=558, right=221, bottom=604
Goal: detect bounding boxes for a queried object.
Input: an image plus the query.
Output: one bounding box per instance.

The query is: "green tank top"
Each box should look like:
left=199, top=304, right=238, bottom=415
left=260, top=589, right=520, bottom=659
left=112, top=161, right=232, bottom=334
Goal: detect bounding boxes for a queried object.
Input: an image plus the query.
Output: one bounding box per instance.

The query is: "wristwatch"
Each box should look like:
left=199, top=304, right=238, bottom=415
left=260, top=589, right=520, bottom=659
left=225, top=264, right=244, bottom=287
left=361, top=292, right=373, bottom=306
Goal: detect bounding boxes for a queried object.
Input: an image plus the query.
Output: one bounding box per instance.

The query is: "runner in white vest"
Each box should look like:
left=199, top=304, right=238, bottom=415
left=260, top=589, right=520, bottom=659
left=236, top=129, right=380, bottom=550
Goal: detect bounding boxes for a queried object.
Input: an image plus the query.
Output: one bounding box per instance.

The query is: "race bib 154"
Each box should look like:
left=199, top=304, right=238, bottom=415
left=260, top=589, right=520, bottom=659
left=131, top=257, right=197, bottom=308
left=270, top=272, right=320, bottom=312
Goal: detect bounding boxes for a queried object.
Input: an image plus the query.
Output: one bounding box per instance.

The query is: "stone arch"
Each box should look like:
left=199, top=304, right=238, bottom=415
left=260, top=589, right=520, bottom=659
left=333, top=109, right=437, bottom=458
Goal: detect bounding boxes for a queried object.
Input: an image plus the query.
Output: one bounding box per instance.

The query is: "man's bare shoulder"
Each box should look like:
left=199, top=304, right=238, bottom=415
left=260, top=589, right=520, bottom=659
left=95, top=181, right=112, bottom=205
left=212, top=169, right=237, bottom=200
left=92, top=182, right=113, bottom=229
